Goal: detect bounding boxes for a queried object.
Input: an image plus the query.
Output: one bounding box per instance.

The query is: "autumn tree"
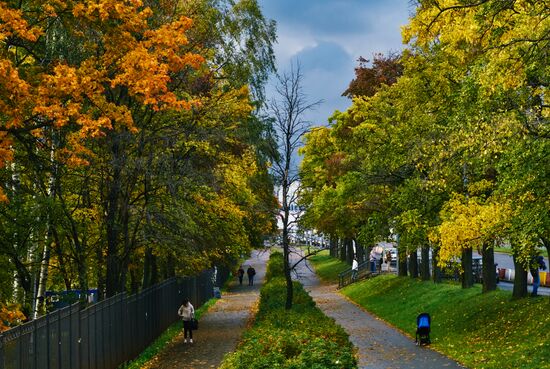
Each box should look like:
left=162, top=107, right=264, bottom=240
left=0, top=0, right=277, bottom=318
left=405, top=0, right=550, bottom=291
left=270, top=62, right=321, bottom=310
left=343, top=52, right=403, bottom=99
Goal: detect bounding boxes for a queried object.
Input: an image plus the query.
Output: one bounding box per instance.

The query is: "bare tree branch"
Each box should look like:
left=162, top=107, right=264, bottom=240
left=270, top=60, right=322, bottom=309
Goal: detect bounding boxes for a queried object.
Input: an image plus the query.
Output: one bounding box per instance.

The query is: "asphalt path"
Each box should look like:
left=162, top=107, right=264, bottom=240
left=482, top=252, right=548, bottom=270
left=144, top=250, right=269, bottom=369
left=496, top=280, right=550, bottom=296
left=292, top=251, right=466, bottom=369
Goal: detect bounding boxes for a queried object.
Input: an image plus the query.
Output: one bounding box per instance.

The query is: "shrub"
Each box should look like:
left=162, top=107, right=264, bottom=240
left=220, top=253, right=357, bottom=369
left=265, top=251, right=285, bottom=281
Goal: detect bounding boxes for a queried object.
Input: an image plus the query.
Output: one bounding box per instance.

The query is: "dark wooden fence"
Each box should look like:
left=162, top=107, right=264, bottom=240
left=0, top=266, right=229, bottom=369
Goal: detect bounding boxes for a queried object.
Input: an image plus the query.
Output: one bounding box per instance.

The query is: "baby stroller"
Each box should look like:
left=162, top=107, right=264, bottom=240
left=415, top=312, right=431, bottom=345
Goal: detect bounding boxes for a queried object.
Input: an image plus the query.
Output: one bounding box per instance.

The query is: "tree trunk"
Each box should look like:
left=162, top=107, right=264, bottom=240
left=151, top=254, right=158, bottom=286
left=283, top=227, right=293, bottom=310
left=33, top=232, right=51, bottom=318
left=329, top=237, right=337, bottom=258
left=12, top=256, right=32, bottom=307
left=106, top=136, right=123, bottom=298
left=339, top=238, right=347, bottom=262
left=52, top=229, right=72, bottom=290
left=142, top=246, right=154, bottom=289
left=420, top=246, right=430, bottom=281
left=69, top=219, right=88, bottom=297
left=432, top=246, right=442, bottom=283
left=481, top=242, right=496, bottom=293
left=356, top=240, right=365, bottom=263
left=461, top=248, right=473, bottom=288
left=96, top=242, right=106, bottom=301
left=512, top=253, right=528, bottom=299
left=398, top=246, right=407, bottom=277
left=129, top=268, right=139, bottom=295
left=541, top=237, right=550, bottom=266
left=346, top=238, right=353, bottom=265
left=409, top=248, right=418, bottom=278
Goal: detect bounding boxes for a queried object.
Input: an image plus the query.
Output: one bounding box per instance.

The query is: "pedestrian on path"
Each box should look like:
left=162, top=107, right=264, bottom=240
left=530, top=255, right=547, bottom=297
left=237, top=265, right=245, bottom=285
left=352, top=257, right=358, bottom=281
left=369, top=250, right=377, bottom=272
left=178, top=299, right=195, bottom=343
left=247, top=265, right=256, bottom=286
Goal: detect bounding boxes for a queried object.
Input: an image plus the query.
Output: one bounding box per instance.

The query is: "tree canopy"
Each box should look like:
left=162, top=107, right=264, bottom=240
left=0, top=0, right=277, bottom=322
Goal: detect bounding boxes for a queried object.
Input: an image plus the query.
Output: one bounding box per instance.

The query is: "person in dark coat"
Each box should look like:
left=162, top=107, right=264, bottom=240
left=237, top=265, right=245, bottom=285
left=246, top=266, right=256, bottom=286
left=530, top=255, right=547, bottom=297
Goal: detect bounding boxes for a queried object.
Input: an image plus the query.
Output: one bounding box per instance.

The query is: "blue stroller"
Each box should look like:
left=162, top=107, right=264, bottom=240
left=415, top=312, right=431, bottom=345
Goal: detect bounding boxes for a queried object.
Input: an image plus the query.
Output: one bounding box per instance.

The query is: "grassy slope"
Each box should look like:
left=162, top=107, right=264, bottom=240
left=310, top=251, right=550, bottom=369
left=308, top=249, right=350, bottom=283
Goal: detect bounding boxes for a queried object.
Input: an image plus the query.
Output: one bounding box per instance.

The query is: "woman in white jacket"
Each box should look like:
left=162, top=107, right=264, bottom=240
left=178, top=299, right=195, bottom=343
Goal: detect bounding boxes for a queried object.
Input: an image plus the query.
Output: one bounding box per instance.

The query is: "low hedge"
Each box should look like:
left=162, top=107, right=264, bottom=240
left=219, top=252, right=357, bottom=369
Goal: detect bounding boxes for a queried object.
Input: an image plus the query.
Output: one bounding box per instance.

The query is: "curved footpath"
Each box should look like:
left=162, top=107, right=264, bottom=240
left=147, top=248, right=465, bottom=369
left=292, top=251, right=466, bottom=369
left=143, top=249, right=269, bottom=369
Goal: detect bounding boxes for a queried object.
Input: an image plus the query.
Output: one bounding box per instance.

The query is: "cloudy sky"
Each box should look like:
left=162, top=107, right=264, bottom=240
left=257, top=0, right=413, bottom=126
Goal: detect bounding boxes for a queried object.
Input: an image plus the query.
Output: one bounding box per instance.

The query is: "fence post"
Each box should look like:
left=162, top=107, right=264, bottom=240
left=0, top=268, right=233, bottom=369
left=57, top=309, right=61, bottom=369
left=0, top=334, right=3, bottom=369
left=33, top=320, right=37, bottom=369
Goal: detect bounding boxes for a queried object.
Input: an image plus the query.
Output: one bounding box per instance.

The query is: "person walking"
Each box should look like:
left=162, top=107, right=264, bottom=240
left=352, top=257, right=359, bottom=281
left=178, top=299, right=195, bottom=343
left=369, top=250, right=377, bottom=272
left=530, top=255, right=547, bottom=297
left=237, top=265, right=245, bottom=285
left=247, top=265, right=256, bottom=286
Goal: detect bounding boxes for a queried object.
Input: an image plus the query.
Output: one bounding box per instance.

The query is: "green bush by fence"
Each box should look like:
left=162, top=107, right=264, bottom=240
left=219, top=252, right=357, bottom=369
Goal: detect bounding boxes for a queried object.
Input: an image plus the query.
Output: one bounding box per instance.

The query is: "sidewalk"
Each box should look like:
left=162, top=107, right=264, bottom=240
left=143, top=250, right=269, bottom=369
left=292, top=253, right=466, bottom=369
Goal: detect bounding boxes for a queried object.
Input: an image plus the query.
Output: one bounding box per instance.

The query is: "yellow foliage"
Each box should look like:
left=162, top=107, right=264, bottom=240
left=404, top=1, right=550, bottom=93
left=436, top=195, right=512, bottom=266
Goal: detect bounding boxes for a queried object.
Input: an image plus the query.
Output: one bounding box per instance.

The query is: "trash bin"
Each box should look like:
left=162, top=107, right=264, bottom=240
left=213, top=287, right=221, bottom=298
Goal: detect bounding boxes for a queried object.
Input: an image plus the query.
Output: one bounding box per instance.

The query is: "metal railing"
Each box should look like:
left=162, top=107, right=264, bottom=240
left=338, top=260, right=377, bottom=288
left=0, top=266, right=229, bottom=369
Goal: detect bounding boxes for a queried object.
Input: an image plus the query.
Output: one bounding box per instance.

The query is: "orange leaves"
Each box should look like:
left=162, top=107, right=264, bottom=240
left=142, top=16, right=199, bottom=71
left=112, top=46, right=170, bottom=101
left=0, top=132, right=13, bottom=166
left=0, top=0, right=209, bottom=181
left=0, top=2, right=42, bottom=42
left=0, top=304, right=25, bottom=332
left=109, top=15, right=205, bottom=111
left=0, top=59, right=31, bottom=129
left=72, top=0, right=152, bottom=31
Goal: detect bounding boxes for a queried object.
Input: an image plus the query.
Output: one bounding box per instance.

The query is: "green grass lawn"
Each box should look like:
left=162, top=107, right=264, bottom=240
left=308, top=249, right=350, bottom=283
left=309, top=251, right=550, bottom=369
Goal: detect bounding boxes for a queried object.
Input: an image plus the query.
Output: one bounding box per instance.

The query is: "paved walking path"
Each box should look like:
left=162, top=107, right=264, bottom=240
left=143, top=250, right=269, bottom=369
left=292, top=251, right=466, bottom=369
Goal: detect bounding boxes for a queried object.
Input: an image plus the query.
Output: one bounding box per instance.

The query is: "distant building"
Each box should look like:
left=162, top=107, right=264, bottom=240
left=275, top=181, right=301, bottom=235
